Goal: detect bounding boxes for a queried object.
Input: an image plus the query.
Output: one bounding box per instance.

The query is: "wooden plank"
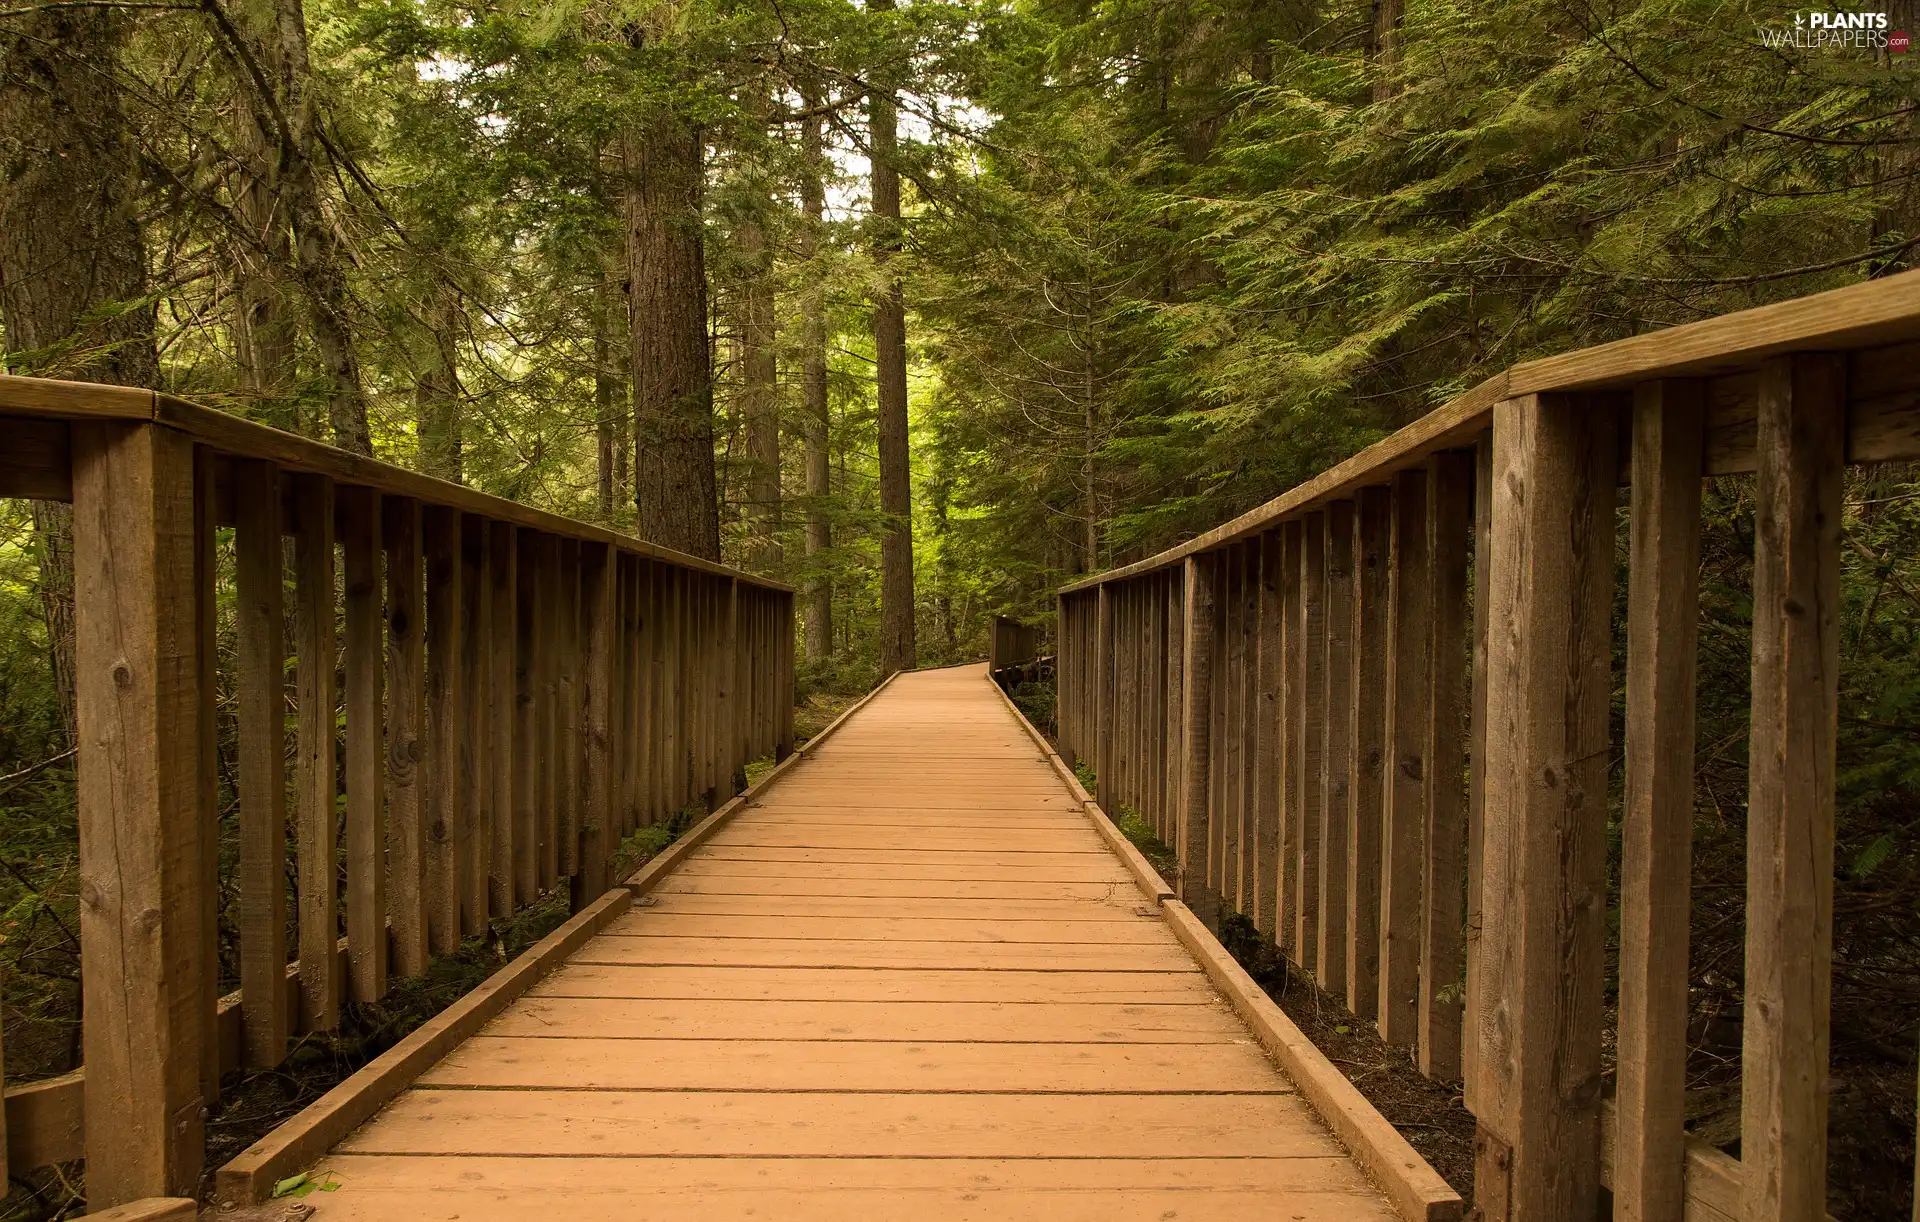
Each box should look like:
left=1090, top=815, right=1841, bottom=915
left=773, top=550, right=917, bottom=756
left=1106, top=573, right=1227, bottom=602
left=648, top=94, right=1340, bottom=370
left=1379, top=468, right=1428, bottom=1045
left=423, top=505, right=464, bottom=954
left=513, top=530, right=539, bottom=904
left=1317, top=503, right=1353, bottom=999
left=1297, top=513, right=1325, bottom=967
left=557, top=537, right=580, bottom=876
left=71, top=420, right=206, bottom=1202
left=193, top=446, right=219, bottom=1105
left=1095, top=583, right=1112, bottom=807
left=1463, top=433, right=1492, bottom=1104
left=489, top=522, right=516, bottom=916
left=1220, top=559, right=1243, bottom=908
left=341, top=485, right=387, bottom=1004
left=233, top=459, right=289, bottom=1062
left=214, top=889, right=633, bottom=1205
left=83, top=1200, right=197, bottom=1222
left=459, top=515, right=490, bottom=934
left=1615, top=380, right=1706, bottom=1222
left=0, top=372, right=155, bottom=418
left=383, top=496, right=429, bottom=977
left=1420, top=453, right=1472, bottom=1081
left=635, top=561, right=657, bottom=826
left=1471, top=393, right=1619, bottom=1216
left=1163, top=900, right=1464, bottom=1222
left=293, top=473, right=341, bottom=1032
left=575, top=541, right=616, bottom=907
left=307, top=1155, right=1395, bottom=1222
left=599, top=910, right=1171, bottom=944
left=1348, top=485, right=1389, bottom=1021
left=536, top=533, right=559, bottom=887
left=617, top=556, right=638, bottom=838
left=1277, top=521, right=1302, bottom=956
left=1177, top=555, right=1217, bottom=924
left=422, top=1035, right=1279, bottom=1093
left=338, top=1090, right=1346, bottom=1159
left=521, top=963, right=1210, bottom=1002
left=1741, top=354, right=1844, bottom=1222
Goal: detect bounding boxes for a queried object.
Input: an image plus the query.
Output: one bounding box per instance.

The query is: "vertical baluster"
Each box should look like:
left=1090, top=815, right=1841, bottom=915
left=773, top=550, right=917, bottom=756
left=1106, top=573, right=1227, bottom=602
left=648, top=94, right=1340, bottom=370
left=1240, top=549, right=1260, bottom=921
left=423, top=505, right=463, bottom=955
left=1178, top=555, right=1216, bottom=925
left=1095, top=584, right=1112, bottom=805
left=1741, top=355, right=1843, bottom=1222
left=489, top=522, right=516, bottom=917
left=1209, top=564, right=1229, bottom=905
left=1420, top=453, right=1472, bottom=1080
left=513, top=530, right=540, bottom=903
left=385, top=496, right=428, bottom=976
left=536, top=534, right=558, bottom=886
left=341, top=486, right=387, bottom=1002
left=1277, top=520, right=1303, bottom=960
left=1380, top=468, right=1429, bottom=1045
left=575, top=540, right=615, bottom=908
left=778, top=589, right=795, bottom=760
left=1348, top=485, right=1390, bottom=1021
left=1222, top=557, right=1243, bottom=912
left=1165, top=576, right=1185, bottom=847
left=194, top=448, right=220, bottom=1104
left=641, top=561, right=662, bottom=823
left=1254, top=533, right=1283, bottom=938
left=620, top=555, right=639, bottom=838
left=235, top=460, right=290, bottom=1056
left=1615, top=381, right=1705, bottom=1222
left=459, top=515, right=489, bottom=935
left=1464, top=434, right=1493, bottom=1104
left=1297, top=514, right=1326, bottom=965
left=557, top=537, right=580, bottom=877
left=1318, top=503, right=1354, bottom=999
left=294, top=473, right=340, bottom=1028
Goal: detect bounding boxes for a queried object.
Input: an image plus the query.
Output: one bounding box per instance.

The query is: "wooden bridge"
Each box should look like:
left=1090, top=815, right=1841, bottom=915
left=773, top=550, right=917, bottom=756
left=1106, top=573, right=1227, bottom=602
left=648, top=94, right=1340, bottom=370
left=2, top=268, right=1920, bottom=1222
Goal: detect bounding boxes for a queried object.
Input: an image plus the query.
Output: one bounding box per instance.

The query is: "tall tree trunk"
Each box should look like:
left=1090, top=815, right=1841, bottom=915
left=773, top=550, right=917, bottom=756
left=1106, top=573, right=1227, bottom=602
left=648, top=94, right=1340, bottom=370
left=232, top=105, right=299, bottom=431
left=870, top=0, right=916, bottom=674
left=594, top=272, right=623, bottom=519
left=740, top=207, right=781, bottom=574
left=0, top=4, right=158, bottom=753
left=415, top=283, right=462, bottom=481
left=273, top=0, right=371, bottom=454
left=625, top=111, right=720, bottom=560
left=1369, top=0, right=1404, bottom=101
left=800, top=100, right=833, bottom=658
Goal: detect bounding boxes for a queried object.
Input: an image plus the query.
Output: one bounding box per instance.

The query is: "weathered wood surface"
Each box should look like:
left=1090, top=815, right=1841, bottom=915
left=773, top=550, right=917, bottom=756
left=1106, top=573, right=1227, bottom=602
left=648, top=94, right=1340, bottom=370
left=285, top=666, right=1401, bottom=1221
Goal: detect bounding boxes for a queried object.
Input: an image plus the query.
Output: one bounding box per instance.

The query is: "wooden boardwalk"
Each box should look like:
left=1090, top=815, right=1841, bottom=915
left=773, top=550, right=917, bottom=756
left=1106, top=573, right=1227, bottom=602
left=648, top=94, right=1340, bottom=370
left=300, top=666, right=1398, bottom=1220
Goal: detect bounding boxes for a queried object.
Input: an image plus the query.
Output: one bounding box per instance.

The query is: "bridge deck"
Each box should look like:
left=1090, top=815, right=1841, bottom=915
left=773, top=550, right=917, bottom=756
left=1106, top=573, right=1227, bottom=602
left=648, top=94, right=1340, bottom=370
left=301, top=666, right=1398, bottom=1219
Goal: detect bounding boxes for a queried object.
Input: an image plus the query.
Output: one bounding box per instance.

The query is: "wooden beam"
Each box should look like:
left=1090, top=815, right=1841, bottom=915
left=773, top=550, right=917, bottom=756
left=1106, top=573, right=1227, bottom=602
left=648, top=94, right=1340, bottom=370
left=341, top=486, right=387, bottom=1005
left=1254, top=533, right=1283, bottom=939
left=1741, top=354, right=1844, bottom=1222
left=383, top=496, right=428, bottom=977
left=1348, top=485, right=1390, bottom=1022
left=192, top=446, right=219, bottom=1106
left=1420, top=453, right=1472, bottom=1081
left=574, top=541, right=616, bottom=909
left=1317, top=503, right=1354, bottom=999
left=233, top=459, right=288, bottom=1065
left=1095, top=584, right=1112, bottom=807
left=1277, top=521, right=1303, bottom=958
left=459, top=515, right=490, bottom=935
left=1380, top=467, right=1429, bottom=1047
left=1470, top=393, right=1619, bottom=1218
left=1297, top=514, right=1326, bottom=967
left=423, top=505, right=464, bottom=955
left=71, top=420, right=206, bottom=1202
left=293, top=474, right=340, bottom=1032
left=489, top=521, right=516, bottom=917
left=1615, top=380, right=1706, bottom=1222
left=556, top=537, right=581, bottom=875
left=1463, top=433, right=1492, bottom=1106
left=1177, top=554, right=1218, bottom=925
left=513, top=530, right=540, bottom=904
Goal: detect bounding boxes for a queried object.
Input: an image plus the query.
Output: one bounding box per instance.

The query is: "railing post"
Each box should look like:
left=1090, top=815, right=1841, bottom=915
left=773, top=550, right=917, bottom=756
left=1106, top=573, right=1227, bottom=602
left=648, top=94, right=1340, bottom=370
left=574, top=541, right=615, bottom=910
left=1177, top=555, right=1217, bottom=924
left=71, top=420, right=208, bottom=1203
left=1470, top=393, right=1618, bottom=1220
left=1741, top=354, right=1844, bottom=1222
left=1095, top=584, right=1112, bottom=805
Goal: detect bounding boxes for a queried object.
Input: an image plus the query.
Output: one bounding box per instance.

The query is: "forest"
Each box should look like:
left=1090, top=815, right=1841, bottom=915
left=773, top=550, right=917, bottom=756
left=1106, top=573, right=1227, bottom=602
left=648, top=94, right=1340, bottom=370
left=2, top=0, right=1920, bottom=1215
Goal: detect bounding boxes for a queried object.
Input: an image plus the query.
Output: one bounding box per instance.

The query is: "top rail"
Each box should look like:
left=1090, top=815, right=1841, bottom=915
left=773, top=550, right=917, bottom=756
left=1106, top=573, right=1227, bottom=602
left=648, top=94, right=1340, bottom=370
left=1061, top=268, right=1920, bottom=593
left=0, top=374, right=790, bottom=592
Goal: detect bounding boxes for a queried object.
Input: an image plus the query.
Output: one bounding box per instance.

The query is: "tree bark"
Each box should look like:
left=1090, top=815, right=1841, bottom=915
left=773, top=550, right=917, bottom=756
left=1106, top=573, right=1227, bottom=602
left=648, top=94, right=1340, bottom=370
left=740, top=207, right=781, bottom=574
left=1369, top=0, right=1404, bottom=101
left=625, top=111, right=720, bottom=561
left=415, top=283, right=462, bottom=481
left=0, top=3, right=158, bottom=753
left=594, top=271, right=624, bottom=519
left=800, top=99, right=833, bottom=658
left=232, top=102, right=299, bottom=431
left=870, top=0, right=916, bottom=675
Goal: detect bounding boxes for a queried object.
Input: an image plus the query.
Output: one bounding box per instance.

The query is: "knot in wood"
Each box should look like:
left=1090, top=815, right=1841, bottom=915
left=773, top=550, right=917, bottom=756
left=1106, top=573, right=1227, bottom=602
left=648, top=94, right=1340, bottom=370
left=1398, top=752, right=1425, bottom=782
left=111, top=657, right=133, bottom=688
left=1539, top=765, right=1559, bottom=790
left=430, top=819, right=447, bottom=841
left=79, top=877, right=101, bottom=908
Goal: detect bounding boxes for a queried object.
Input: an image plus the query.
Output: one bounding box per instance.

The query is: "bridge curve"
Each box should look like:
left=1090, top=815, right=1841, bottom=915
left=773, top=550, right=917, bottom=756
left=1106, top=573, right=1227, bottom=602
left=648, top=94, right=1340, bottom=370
left=255, top=666, right=1403, bottom=1220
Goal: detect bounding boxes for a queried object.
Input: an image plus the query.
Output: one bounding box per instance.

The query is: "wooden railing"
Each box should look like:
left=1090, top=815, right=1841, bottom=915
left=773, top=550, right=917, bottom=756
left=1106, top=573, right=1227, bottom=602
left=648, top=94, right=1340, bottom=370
left=1055, top=271, right=1920, bottom=1222
left=0, top=375, right=795, bottom=1209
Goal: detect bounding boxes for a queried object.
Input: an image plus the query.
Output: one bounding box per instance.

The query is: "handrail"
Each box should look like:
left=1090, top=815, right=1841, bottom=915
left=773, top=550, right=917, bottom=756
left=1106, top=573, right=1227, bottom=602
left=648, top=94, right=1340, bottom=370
left=0, top=375, right=796, bottom=1210
left=1062, top=268, right=1920, bottom=592
left=1055, top=269, right=1920, bottom=1220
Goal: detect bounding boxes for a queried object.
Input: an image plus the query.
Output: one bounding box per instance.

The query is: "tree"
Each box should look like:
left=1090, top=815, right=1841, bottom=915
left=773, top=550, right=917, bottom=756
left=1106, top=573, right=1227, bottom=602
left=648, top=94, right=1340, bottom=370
left=799, top=96, right=835, bottom=657
left=868, top=0, right=914, bottom=674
